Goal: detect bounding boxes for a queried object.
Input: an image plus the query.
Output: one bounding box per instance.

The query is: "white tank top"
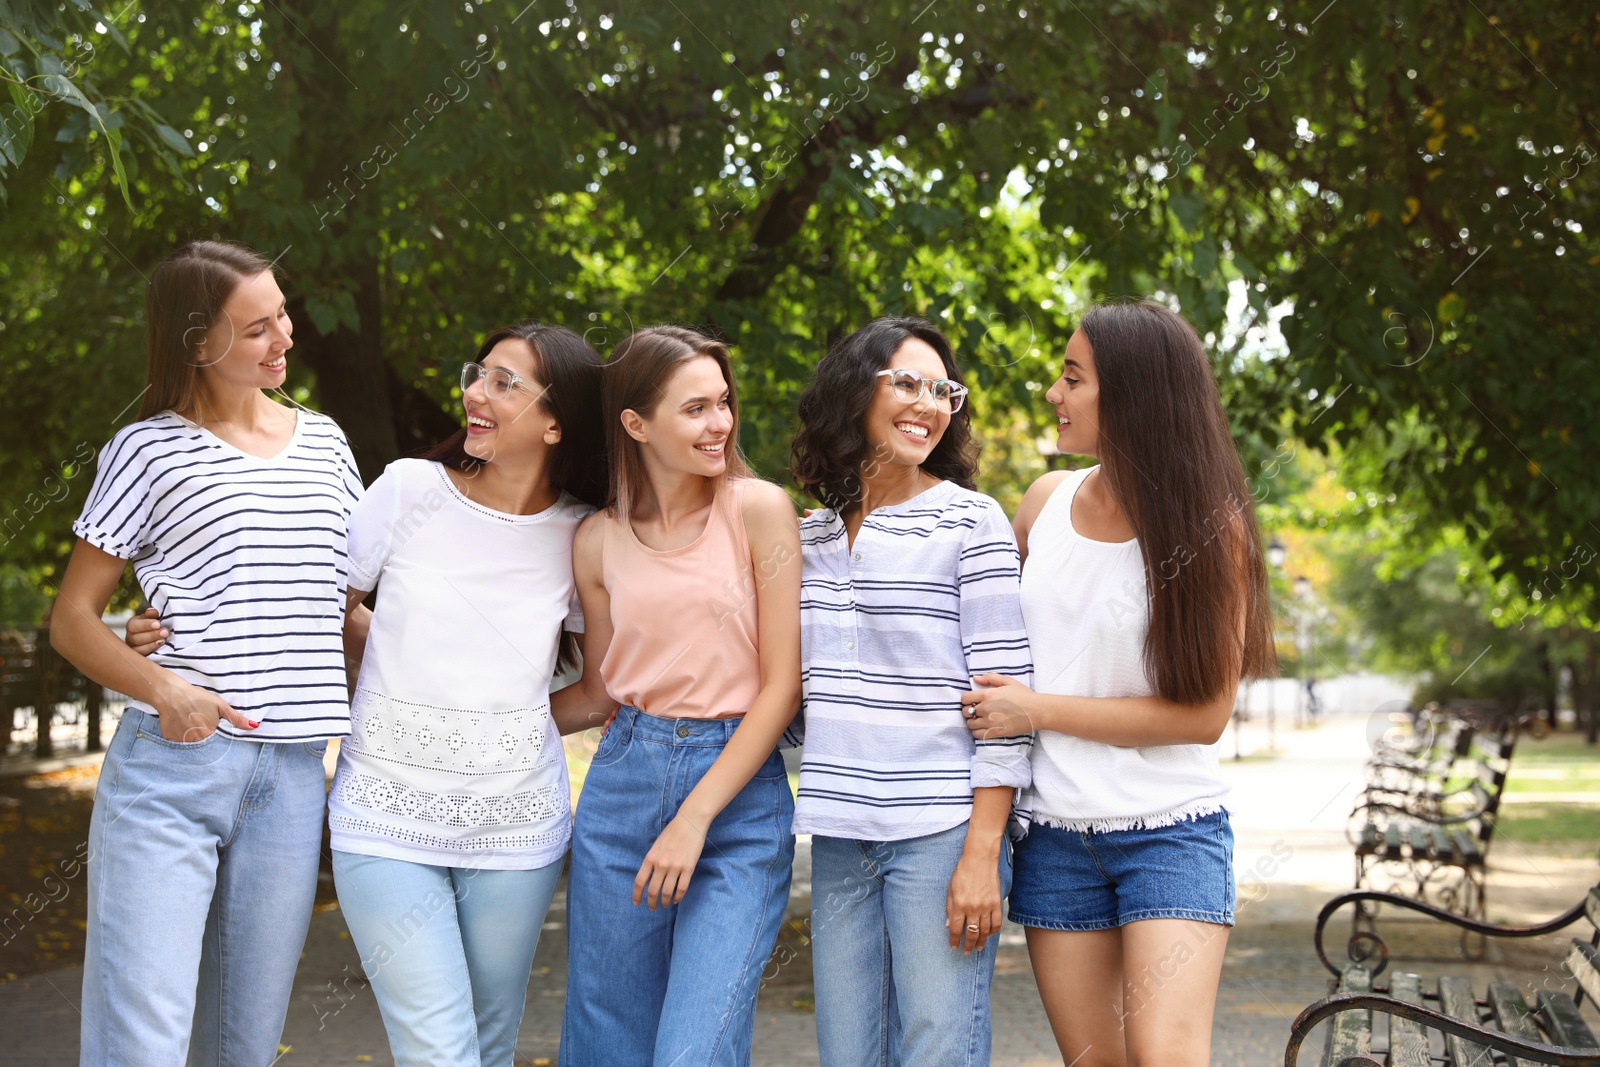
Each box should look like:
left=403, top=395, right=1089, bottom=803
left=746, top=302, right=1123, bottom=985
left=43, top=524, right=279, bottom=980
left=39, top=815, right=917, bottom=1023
left=1020, top=466, right=1229, bottom=832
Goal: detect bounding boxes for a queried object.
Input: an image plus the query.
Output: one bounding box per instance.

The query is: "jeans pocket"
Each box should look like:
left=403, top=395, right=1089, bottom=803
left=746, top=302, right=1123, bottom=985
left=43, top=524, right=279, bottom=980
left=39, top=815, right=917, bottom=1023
left=587, top=722, right=628, bottom=769
left=304, top=739, right=329, bottom=758
left=136, top=719, right=227, bottom=750
left=750, top=748, right=789, bottom=781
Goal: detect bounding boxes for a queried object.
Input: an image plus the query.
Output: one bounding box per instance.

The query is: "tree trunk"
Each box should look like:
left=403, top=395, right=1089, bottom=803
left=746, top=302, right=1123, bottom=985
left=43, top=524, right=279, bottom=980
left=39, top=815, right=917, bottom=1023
left=276, top=5, right=457, bottom=484
left=33, top=631, right=53, bottom=759
left=1537, top=637, right=1558, bottom=728
left=85, top=675, right=102, bottom=753
left=288, top=259, right=398, bottom=485
left=1586, top=631, right=1599, bottom=745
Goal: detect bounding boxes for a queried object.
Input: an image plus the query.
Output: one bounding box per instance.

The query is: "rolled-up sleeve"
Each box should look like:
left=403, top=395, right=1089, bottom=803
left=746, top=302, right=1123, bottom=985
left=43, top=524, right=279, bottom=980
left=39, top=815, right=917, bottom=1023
left=958, top=501, right=1035, bottom=790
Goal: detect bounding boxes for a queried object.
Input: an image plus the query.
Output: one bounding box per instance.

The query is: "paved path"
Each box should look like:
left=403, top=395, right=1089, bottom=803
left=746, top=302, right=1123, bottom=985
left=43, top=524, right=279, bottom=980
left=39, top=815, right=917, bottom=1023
left=6, top=711, right=1597, bottom=1065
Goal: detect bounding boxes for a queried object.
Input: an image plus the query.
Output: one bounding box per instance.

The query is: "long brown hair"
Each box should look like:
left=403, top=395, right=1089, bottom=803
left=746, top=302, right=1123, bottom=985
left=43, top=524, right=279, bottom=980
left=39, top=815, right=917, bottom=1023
left=140, top=241, right=275, bottom=420
left=603, top=326, right=752, bottom=517
left=1078, top=301, right=1277, bottom=704
left=423, top=323, right=609, bottom=509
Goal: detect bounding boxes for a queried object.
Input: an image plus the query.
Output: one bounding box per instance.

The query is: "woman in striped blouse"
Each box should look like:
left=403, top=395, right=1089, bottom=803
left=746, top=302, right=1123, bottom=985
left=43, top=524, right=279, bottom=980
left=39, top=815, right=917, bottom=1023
left=790, top=317, right=1033, bottom=1067
left=51, top=241, right=364, bottom=1064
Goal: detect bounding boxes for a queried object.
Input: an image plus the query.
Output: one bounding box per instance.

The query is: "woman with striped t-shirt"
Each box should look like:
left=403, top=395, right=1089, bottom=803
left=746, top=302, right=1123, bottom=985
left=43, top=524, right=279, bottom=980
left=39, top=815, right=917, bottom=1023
left=50, top=241, right=363, bottom=1064
left=789, top=317, right=1033, bottom=1067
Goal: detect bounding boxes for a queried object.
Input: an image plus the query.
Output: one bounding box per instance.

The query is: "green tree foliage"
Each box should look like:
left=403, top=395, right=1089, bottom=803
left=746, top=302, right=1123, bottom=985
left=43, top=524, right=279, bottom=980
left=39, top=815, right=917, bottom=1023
left=0, top=1, right=1595, bottom=627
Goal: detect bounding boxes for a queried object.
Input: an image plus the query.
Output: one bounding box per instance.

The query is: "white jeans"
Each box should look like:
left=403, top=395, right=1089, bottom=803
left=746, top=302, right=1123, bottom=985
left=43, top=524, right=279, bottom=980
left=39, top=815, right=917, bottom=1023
left=331, top=850, right=563, bottom=1067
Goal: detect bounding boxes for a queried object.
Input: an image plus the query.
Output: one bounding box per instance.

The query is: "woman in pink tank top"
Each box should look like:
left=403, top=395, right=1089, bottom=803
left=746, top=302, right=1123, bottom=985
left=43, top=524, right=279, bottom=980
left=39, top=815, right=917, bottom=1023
left=555, top=326, right=802, bottom=1067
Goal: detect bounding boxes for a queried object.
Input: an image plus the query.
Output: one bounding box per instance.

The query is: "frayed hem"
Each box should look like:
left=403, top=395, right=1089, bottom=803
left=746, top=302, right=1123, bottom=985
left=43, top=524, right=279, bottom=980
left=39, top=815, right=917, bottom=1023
left=1028, top=800, right=1227, bottom=834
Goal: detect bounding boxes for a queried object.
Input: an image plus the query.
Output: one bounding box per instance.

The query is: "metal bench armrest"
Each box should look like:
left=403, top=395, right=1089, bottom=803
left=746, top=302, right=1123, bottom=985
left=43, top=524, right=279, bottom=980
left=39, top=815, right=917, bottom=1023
left=1313, top=890, right=1589, bottom=977
left=1285, top=991, right=1600, bottom=1067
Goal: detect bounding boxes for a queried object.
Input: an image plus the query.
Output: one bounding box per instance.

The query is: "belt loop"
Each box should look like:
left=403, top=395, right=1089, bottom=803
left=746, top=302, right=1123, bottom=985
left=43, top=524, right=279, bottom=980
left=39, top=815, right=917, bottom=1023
left=622, top=704, right=638, bottom=744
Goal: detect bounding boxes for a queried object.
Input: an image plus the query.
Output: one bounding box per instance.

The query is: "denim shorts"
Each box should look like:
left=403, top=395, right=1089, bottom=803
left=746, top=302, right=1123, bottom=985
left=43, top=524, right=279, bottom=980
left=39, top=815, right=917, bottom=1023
left=1008, top=809, right=1235, bottom=930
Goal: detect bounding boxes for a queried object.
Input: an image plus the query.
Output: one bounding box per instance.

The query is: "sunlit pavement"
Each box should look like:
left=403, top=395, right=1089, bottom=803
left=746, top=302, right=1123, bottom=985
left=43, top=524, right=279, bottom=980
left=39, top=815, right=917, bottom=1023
left=4, top=708, right=1595, bottom=1065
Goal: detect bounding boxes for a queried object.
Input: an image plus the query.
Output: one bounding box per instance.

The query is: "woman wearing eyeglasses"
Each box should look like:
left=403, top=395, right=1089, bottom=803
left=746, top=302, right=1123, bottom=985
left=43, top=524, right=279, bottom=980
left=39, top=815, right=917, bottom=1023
left=124, top=323, right=607, bottom=1064
left=789, top=317, right=1033, bottom=1067
left=325, top=326, right=608, bottom=1065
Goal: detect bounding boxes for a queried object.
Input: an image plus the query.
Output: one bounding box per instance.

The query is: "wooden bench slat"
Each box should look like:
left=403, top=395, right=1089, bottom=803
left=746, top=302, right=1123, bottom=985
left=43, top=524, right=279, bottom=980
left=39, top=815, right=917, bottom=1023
left=1584, top=887, right=1600, bottom=930
left=1358, top=822, right=1380, bottom=856
left=1387, top=972, right=1431, bottom=1067
left=1324, top=966, right=1374, bottom=1066
left=1384, top=824, right=1403, bottom=862
left=1486, top=982, right=1541, bottom=1067
left=1408, top=823, right=1429, bottom=857
left=1450, top=828, right=1483, bottom=865
left=1537, top=989, right=1600, bottom=1050
left=1429, top=825, right=1455, bottom=862
left=1439, top=975, right=1493, bottom=1067
left=1568, top=939, right=1600, bottom=1007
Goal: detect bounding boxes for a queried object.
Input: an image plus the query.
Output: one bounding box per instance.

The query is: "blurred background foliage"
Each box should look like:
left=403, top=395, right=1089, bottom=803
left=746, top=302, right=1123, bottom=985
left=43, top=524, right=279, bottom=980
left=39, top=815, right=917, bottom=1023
left=0, top=0, right=1595, bottom=724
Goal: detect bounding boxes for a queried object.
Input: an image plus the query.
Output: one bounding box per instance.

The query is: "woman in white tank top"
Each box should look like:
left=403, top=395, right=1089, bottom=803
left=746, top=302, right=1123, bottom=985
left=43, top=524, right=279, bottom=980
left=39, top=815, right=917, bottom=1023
left=959, top=301, right=1277, bottom=1067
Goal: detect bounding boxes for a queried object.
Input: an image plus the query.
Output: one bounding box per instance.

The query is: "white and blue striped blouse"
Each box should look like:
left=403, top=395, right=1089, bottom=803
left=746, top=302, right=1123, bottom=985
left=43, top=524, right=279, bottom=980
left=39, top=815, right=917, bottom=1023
left=791, top=479, right=1034, bottom=842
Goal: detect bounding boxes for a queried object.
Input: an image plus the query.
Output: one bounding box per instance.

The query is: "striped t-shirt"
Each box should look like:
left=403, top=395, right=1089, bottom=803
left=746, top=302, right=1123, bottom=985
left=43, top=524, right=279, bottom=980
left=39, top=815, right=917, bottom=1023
left=73, top=408, right=363, bottom=742
left=791, top=479, right=1034, bottom=842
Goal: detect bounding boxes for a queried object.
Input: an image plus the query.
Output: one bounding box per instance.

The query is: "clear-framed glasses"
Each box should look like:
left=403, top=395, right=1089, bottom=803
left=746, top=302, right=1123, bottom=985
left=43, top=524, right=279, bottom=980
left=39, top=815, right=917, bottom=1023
left=460, top=362, right=533, bottom=401
left=875, top=368, right=969, bottom=413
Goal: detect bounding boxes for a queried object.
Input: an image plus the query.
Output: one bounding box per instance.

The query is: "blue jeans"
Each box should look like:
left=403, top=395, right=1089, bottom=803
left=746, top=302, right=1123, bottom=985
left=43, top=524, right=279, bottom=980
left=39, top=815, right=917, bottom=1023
left=332, top=851, right=563, bottom=1067
left=560, top=706, right=795, bottom=1067
left=811, top=824, right=1013, bottom=1067
left=81, top=709, right=328, bottom=1066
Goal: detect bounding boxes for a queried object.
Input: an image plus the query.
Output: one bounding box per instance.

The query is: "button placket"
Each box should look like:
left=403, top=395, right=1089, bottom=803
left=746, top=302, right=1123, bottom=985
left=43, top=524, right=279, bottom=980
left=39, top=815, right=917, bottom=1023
left=842, top=529, right=862, bottom=693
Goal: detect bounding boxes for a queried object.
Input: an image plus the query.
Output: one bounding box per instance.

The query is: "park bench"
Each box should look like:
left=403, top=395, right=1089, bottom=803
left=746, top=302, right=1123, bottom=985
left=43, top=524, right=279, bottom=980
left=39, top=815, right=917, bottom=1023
left=1283, top=880, right=1600, bottom=1066
left=1358, top=705, right=1478, bottom=812
left=1347, top=712, right=1528, bottom=920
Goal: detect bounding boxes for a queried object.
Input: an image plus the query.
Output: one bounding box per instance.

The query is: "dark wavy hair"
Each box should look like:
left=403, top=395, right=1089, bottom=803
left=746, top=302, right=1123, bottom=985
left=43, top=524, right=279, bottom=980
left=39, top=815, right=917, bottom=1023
left=1077, top=300, right=1277, bottom=705
left=791, top=317, right=978, bottom=511
left=422, top=322, right=608, bottom=510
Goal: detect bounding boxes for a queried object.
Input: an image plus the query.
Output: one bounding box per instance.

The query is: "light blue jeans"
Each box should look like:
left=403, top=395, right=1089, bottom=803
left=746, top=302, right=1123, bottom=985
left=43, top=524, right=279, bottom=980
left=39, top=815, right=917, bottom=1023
left=332, top=851, right=563, bottom=1067
left=81, top=709, right=328, bottom=1066
left=811, top=824, right=1014, bottom=1067
left=560, top=705, right=795, bottom=1067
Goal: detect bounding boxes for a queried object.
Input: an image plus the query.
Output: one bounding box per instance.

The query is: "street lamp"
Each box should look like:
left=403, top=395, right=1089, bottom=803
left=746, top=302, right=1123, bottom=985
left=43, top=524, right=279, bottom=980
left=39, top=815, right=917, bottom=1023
left=1264, top=537, right=1286, bottom=750
left=1294, top=575, right=1314, bottom=727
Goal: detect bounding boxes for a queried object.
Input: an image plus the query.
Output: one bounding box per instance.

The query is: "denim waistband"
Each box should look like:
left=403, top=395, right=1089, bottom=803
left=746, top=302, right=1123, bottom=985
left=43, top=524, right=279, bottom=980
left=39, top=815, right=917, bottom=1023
left=614, top=704, right=742, bottom=747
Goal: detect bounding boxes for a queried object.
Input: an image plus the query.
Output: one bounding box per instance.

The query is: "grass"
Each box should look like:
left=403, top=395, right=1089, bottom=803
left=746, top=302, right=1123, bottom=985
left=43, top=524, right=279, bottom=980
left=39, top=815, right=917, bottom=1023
left=1494, top=802, right=1600, bottom=847
left=1494, top=729, right=1600, bottom=851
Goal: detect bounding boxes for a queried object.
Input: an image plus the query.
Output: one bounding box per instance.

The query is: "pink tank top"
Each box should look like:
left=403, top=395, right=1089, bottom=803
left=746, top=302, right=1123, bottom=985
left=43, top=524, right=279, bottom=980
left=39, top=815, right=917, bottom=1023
left=600, top=479, right=762, bottom=719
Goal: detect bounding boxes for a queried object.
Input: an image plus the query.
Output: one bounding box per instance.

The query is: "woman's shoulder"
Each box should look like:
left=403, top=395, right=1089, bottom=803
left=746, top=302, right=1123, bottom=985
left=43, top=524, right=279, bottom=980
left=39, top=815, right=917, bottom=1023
left=91, top=412, right=197, bottom=476
left=733, top=476, right=798, bottom=517
left=104, top=410, right=191, bottom=446
left=939, top=482, right=1011, bottom=523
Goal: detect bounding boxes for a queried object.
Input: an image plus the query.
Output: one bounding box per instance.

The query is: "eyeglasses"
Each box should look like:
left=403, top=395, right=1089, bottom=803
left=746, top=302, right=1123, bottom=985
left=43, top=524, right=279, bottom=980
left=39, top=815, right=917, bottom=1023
left=875, top=368, right=969, bottom=413
left=460, top=362, right=536, bottom=401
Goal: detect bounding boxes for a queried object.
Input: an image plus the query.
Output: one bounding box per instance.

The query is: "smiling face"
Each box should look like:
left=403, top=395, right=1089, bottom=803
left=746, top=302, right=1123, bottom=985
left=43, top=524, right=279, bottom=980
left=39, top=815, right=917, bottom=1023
left=193, top=270, right=292, bottom=391
left=624, top=354, right=733, bottom=478
left=462, top=337, right=560, bottom=464
left=1045, top=329, right=1101, bottom=458
left=861, top=337, right=951, bottom=472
